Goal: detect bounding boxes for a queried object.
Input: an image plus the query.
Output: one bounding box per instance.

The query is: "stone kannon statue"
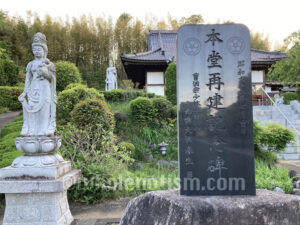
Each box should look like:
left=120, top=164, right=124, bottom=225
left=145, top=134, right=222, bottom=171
left=18, top=32, right=56, bottom=136
left=0, top=33, right=80, bottom=225
left=13, top=32, right=62, bottom=168
left=105, top=59, right=117, bottom=91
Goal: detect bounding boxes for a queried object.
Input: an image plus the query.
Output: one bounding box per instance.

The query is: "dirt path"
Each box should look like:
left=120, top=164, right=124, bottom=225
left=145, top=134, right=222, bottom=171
left=0, top=111, right=20, bottom=133
left=278, top=160, right=300, bottom=175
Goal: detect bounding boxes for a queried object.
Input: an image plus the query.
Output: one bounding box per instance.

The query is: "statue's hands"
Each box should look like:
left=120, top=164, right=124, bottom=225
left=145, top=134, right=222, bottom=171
left=18, top=92, right=26, bottom=102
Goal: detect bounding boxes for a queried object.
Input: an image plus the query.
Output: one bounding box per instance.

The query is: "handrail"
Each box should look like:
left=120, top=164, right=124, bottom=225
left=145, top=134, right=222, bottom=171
left=260, top=87, right=300, bottom=136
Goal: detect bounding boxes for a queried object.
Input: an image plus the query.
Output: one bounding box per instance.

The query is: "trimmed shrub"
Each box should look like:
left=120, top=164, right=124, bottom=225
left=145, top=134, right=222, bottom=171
left=130, top=97, right=156, bottom=124
left=165, top=62, right=176, bottom=105
left=55, top=61, right=82, bottom=92
left=102, top=89, right=156, bottom=102
left=0, top=86, right=23, bottom=110
left=57, top=86, right=104, bottom=122
left=145, top=92, right=155, bottom=98
left=64, top=83, right=87, bottom=90
left=169, top=105, right=177, bottom=119
left=282, top=92, right=299, bottom=104
left=118, top=141, right=135, bottom=157
left=71, top=99, right=114, bottom=131
left=254, top=120, right=295, bottom=163
left=0, top=59, right=19, bottom=86
left=103, top=89, right=124, bottom=101
left=152, top=97, right=172, bottom=121
left=258, top=122, right=295, bottom=153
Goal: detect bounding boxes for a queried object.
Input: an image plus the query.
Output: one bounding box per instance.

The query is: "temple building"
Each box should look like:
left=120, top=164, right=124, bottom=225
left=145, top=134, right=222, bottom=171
left=121, top=30, right=287, bottom=98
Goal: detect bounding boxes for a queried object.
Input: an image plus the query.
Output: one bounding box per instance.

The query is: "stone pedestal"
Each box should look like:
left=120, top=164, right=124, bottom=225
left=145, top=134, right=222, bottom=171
left=0, top=136, right=81, bottom=225
left=120, top=189, right=300, bottom=225
left=0, top=169, right=81, bottom=225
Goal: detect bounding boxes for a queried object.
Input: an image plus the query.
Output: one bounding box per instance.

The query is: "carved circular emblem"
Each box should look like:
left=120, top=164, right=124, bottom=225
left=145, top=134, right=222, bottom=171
left=227, top=37, right=245, bottom=54
left=183, top=38, right=201, bottom=56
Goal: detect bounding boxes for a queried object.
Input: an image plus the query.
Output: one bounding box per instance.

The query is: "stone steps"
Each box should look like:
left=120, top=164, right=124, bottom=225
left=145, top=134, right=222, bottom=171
left=253, top=102, right=300, bottom=160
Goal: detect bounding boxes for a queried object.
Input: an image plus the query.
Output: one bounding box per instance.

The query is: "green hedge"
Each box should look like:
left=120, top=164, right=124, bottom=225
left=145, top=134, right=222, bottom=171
left=64, top=83, right=87, bottom=90
left=0, top=59, right=19, bottom=86
left=101, top=89, right=155, bottom=102
left=0, top=86, right=23, bottom=110
left=118, top=141, right=135, bottom=158
left=282, top=92, right=299, bottom=104
left=71, top=98, right=114, bottom=131
left=130, top=97, right=156, bottom=124
left=57, top=86, right=104, bottom=122
left=55, top=61, right=82, bottom=92
left=165, top=62, right=177, bottom=105
left=152, top=97, right=172, bottom=121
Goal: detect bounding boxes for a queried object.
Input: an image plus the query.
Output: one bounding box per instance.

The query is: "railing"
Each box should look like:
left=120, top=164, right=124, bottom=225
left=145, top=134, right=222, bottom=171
left=260, top=87, right=300, bottom=136
left=252, top=96, right=271, bottom=106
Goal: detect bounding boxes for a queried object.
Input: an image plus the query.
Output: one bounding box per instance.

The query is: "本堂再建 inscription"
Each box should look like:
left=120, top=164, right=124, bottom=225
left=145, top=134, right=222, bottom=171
left=177, top=24, right=255, bottom=196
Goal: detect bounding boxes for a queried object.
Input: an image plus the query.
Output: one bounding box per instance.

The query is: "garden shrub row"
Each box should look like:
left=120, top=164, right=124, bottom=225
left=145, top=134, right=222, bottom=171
left=101, top=89, right=155, bottom=102
left=165, top=62, right=177, bottom=105
left=0, top=86, right=23, bottom=110
left=57, top=85, right=104, bottom=122
left=0, top=58, right=19, bottom=86
left=129, top=96, right=173, bottom=125
left=55, top=61, right=82, bottom=92
left=71, top=98, right=114, bottom=131
left=282, top=92, right=300, bottom=104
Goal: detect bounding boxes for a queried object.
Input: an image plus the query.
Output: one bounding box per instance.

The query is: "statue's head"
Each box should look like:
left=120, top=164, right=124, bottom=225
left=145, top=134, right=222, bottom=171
left=109, top=60, right=113, bottom=67
left=32, top=32, right=48, bottom=59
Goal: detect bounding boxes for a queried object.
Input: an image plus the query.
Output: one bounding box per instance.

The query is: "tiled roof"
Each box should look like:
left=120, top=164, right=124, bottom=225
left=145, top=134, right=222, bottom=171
left=251, top=49, right=287, bottom=63
left=121, top=30, right=287, bottom=64
left=121, top=48, right=167, bottom=62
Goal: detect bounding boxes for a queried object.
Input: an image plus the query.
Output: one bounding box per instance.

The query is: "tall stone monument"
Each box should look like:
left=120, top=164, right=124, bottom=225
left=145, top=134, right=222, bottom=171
left=177, top=24, right=255, bottom=195
left=119, top=24, right=300, bottom=225
left=105, top=60, right=118, bottom=91
left=0, top=33, right=80, bottom=225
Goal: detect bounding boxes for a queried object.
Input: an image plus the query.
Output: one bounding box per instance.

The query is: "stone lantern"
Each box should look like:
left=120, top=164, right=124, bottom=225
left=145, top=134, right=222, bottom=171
left=159, top=142, right=168, bottom=155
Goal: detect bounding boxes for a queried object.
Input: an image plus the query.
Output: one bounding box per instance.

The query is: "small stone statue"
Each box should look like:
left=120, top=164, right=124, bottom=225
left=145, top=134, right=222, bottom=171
left=18, top=32, right=56, bottom=136
left=105, top=60, right=117, bottom=91
left=274, top=94, right=284, bottom=105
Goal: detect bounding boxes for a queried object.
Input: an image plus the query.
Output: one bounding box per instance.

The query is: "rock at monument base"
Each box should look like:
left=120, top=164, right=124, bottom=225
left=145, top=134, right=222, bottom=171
left=119, top=189, right=300, bottom=225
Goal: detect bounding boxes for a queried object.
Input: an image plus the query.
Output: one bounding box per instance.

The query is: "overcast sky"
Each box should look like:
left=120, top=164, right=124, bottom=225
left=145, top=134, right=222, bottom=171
left=2, top=0, right=300, bottom=49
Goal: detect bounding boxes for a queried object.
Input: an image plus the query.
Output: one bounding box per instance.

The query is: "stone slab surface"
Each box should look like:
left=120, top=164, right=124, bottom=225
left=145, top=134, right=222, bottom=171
left=0, top=170, right=81, bottom=193
left=0, top=161, right=71, bottom=180
left=177, top=24, right=255, bottom=195
left=120, top=189, right=300, bottom=225
left=3, top=191, right=73, bottom=225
